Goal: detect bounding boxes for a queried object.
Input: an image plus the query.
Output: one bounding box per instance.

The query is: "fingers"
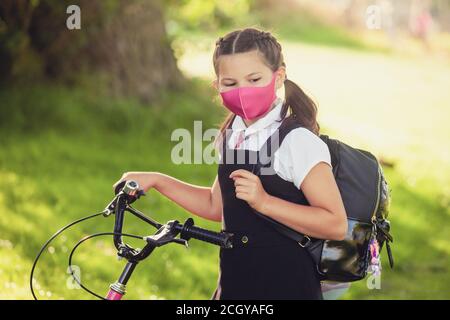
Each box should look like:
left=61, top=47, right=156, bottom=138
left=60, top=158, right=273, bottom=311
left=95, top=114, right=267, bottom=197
left=231, top=170, right=259, bottom=196
left=229, top=170, right=264, bottom=206
left=235, top=185, right=250, bottom=194
left=113, top=172, right=128, bottom=190
left=113, top=177, right=125, bottom=188
left=229, top=169, right=257, bottom=181
left=235, top=193, right=245, bottom=200
left=235, top=184, right=255, bottom=204
left=233, top=177, right=253, bottom=187
left=112, top=180, right=122, bottom=191
left=235, top=191, right=249, bottom=201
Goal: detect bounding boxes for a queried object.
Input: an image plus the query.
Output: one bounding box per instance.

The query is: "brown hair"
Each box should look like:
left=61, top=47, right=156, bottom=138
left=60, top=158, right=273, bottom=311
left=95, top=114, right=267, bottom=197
left=213, top=28, right=320, bottom=142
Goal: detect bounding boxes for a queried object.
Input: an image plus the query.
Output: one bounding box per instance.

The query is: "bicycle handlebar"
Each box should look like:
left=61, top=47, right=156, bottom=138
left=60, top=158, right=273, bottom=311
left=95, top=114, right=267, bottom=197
left=31, top=179, right=234, bottom=300
left=110, top=180, right=233, bottom=262
left=173, top=217, right=233, bottom=248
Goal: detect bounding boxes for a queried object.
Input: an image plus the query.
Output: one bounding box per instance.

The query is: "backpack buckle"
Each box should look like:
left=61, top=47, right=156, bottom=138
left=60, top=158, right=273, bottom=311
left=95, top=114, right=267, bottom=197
left=298, top=236, right=311, bottom=248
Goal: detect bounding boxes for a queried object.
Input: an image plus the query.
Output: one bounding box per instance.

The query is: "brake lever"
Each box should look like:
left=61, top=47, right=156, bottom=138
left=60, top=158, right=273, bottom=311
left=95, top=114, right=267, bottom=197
left=171, top=238, right=189, bottom=248
left=143, top=236, right=188, bottom=249
left=143, top=220, right=190, bottom=249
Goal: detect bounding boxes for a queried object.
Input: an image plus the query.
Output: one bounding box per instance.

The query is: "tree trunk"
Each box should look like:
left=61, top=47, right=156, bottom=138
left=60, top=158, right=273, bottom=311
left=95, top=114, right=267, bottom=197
left=0, top=0, right=185, bottom=103
left=84, top=0, right=185, bottom=103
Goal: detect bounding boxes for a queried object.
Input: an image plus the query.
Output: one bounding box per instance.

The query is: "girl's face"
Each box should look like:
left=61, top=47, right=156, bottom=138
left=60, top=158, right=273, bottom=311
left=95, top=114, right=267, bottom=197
left=214, top=50, right=286, bottom=94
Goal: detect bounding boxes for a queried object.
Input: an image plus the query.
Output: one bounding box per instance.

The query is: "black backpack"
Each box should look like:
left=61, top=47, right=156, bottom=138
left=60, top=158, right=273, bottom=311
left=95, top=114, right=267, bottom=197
left=253, top=118, right=394, bottom=282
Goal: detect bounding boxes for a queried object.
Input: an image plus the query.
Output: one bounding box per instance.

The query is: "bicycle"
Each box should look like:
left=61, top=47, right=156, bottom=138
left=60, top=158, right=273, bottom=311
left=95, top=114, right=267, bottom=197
left=30, top=180, right=233, bottom=300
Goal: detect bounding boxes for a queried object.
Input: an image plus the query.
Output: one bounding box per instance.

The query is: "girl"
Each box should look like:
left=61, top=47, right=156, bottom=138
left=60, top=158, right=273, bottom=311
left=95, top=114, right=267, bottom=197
left=113, top=28, right=347, bottom=300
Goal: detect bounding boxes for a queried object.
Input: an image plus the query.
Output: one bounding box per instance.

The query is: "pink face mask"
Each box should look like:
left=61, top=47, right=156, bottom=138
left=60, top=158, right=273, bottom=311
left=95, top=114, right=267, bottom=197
left=220, top=72, right=278, bottom=120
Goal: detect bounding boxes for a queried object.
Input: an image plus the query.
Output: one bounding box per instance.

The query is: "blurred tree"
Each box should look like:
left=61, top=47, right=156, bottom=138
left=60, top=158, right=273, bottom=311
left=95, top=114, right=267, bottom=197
left=0, top=0, right=184, bottom=103
left=0, top=0, right=42, bottom=83
left=163, top=0, right=252, bottom=33
left=434, top=0, right=450, bottom=31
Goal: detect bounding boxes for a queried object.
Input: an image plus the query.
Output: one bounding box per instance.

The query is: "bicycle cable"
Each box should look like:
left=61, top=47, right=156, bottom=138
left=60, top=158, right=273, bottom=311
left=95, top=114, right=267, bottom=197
left=67, top=232, right=143, bottom=300
left=30, top=211, right=104, bottom=300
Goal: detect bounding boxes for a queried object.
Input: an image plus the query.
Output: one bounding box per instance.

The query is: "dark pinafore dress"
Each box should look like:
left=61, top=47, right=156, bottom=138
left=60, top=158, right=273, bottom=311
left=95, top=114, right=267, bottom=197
left=211, top=124, right=323, bottom=300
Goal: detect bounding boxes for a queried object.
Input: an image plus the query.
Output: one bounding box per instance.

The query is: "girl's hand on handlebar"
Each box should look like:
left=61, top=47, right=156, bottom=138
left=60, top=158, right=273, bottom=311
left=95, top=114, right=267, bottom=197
left=113, top=172, right=159, bottom=193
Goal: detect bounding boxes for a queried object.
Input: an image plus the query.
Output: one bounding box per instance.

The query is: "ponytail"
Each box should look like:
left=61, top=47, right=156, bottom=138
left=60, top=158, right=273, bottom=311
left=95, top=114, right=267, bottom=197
left=281, top=79, right=320, bottom=135
left=214, top=112, right=235, bottom=149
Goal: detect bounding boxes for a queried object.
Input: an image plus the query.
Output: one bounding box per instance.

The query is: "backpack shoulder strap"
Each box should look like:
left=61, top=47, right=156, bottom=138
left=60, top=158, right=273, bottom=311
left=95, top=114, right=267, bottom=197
left=254, top=117, right=305, bottom=174
left=318, top=134, right=340, bottom=176
left=252, top=117, right=317, bottom=248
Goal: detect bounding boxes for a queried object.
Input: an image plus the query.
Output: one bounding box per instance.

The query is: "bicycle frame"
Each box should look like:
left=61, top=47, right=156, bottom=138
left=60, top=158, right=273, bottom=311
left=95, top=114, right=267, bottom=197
left=106, top=261, right=138, bottom=300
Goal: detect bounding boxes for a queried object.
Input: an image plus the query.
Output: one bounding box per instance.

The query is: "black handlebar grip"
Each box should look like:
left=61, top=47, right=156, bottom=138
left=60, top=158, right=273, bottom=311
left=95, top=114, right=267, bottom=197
left=187, top=226, right=233, bottom=248
left=178, top=219, right=233, bottom=248
left=114, top=181, right=127, bottom=195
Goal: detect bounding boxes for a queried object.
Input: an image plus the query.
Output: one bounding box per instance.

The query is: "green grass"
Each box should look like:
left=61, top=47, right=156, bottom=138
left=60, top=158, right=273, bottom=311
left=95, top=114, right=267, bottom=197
left=0, top=81, right=448, bottom=299
left=0, top=82, right=224, bottom=300
left=269, top=17, right=369, bottom=51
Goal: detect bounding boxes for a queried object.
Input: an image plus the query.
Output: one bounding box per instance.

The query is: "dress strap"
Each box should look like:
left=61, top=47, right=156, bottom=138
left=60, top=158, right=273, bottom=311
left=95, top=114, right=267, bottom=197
left=255, top=117, right=305, bottom=175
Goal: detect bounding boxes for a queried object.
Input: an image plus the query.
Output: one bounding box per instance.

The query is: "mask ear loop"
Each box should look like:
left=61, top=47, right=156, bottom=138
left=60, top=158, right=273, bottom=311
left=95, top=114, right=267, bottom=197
left=273, top=70, right=287, bottom=92
left=277, top=69, right=291, bottom=118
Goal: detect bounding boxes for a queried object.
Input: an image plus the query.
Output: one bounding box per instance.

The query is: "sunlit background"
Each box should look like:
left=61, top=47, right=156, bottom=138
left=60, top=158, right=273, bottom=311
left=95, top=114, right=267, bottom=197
left=0, top=0, right=449, bottom=300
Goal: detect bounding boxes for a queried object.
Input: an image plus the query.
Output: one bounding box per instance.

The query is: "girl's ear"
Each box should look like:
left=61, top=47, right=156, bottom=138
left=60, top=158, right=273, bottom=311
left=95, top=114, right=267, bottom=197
left=211, top=79, right=219, bottom=91
left=275, top=67, right=286, bottom=90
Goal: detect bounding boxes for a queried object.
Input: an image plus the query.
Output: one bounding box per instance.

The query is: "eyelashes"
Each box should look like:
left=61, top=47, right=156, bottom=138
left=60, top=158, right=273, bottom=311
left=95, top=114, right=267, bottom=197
left=224, top=78, right=261, bottom=87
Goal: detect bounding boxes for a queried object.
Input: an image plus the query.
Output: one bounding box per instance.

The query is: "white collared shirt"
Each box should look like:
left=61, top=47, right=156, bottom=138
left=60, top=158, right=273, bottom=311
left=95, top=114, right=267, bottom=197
left=219, top=97, right=332, bottom=189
